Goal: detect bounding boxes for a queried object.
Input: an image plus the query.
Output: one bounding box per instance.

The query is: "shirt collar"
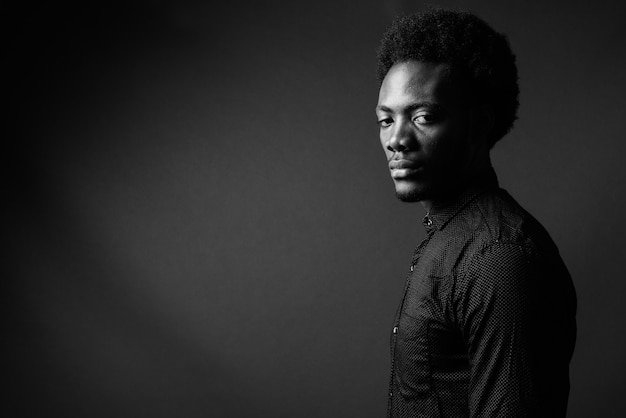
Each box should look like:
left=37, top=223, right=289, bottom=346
left=422, top=168, right=499, bottom=232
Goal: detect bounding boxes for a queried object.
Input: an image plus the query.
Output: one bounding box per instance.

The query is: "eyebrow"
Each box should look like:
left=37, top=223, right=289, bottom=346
left=375, top=102, right=442, bottom=113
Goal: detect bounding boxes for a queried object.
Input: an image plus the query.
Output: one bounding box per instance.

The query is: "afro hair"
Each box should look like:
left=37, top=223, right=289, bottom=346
left=377, top=8, right=519, bottom=147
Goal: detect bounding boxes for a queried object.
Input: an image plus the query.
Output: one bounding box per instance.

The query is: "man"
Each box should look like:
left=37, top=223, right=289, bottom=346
left=376, top=9, right=577, bottom=417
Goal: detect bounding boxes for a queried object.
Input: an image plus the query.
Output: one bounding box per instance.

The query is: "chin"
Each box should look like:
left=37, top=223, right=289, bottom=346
left=393, top=180, right=429, bottom=202
left=395, top=190, right=424, bottom=202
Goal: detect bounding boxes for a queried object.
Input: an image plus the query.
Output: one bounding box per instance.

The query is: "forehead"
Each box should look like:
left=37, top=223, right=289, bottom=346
left=377, top=61, right=454, bottom=109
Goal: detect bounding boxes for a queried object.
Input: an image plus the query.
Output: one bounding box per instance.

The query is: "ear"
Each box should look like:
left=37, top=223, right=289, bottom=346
left=469, top=104, right=495, bottom=149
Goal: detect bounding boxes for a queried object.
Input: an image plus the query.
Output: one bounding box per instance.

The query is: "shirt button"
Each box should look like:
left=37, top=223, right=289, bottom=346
left=393, top=326, right=398, bottom=334
left=410, top=264, right=414, bottom=272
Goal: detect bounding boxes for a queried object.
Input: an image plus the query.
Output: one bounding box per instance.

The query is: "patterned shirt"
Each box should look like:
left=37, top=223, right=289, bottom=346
left=388, top=168, right=577, bottom=417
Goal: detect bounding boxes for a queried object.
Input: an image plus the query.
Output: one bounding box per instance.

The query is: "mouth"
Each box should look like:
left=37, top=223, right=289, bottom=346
left=389, top=160, right=423, bottom=179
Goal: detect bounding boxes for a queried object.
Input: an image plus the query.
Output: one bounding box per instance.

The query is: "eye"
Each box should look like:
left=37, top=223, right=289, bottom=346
left=413, top=112, right=437, bottom=125
left=377, top=117, right=393, bottom=128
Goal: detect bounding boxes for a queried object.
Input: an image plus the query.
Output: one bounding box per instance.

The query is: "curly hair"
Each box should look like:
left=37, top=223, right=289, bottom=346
left=377, top=8, right=519, bottom=147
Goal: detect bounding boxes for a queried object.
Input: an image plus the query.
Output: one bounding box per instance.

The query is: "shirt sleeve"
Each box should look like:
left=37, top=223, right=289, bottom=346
left=454, top=241, right=538, bottom=417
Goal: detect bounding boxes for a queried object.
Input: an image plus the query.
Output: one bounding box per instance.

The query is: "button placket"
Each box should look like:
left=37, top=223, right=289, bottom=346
left=389, top=227, right=435, bottom=415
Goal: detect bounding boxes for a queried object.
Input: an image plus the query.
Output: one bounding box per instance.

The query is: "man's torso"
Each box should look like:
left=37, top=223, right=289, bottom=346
left=388, top=171, right=576, bottom=418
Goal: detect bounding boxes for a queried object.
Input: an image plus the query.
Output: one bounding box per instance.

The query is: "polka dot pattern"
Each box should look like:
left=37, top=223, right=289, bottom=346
left=388, top=169, right=576, bottom=417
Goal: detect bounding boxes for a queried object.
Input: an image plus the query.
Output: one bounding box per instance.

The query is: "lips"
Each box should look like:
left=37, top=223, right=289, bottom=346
left=389, top=159, right=423, bottom=179
left=389, top=159, right=421, bottom=170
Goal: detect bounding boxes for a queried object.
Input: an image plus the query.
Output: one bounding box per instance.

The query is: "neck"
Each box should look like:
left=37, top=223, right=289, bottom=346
left=421, top=162, right=493, bottom=213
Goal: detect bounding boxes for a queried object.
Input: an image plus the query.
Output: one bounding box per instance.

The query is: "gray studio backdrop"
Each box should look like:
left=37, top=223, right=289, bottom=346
left=7, top=0, right=626, bottom=417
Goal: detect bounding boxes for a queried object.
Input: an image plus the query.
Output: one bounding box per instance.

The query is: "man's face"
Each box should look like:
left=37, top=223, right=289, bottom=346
left=376, top=60, right=484, bottom=204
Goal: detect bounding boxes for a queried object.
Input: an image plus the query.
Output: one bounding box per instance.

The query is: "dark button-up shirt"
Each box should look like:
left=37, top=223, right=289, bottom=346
left=388, top=169, right=576, bottom=418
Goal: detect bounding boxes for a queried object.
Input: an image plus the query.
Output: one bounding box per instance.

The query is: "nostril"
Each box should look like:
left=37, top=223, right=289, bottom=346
left=388, top=142, right=407, bottom=152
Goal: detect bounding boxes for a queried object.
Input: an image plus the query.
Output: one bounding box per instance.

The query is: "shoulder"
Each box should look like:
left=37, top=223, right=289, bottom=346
left=439, top=188, right=570, bottom=297
left=457, top=188, right=561, bottom=264
left=451, top=188, right=574, bottom=312
left=424, top=187, right=570, bottom=288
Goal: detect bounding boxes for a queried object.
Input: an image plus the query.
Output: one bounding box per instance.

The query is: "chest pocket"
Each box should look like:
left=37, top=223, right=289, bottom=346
left=395, top=274, right=445, bottom=399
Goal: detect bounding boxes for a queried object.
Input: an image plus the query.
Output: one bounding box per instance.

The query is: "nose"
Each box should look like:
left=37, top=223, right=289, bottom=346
left=386, top=120, right=415, bottom=152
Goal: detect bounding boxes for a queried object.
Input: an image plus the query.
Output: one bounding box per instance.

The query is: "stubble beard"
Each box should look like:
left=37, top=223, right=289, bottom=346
left=395, top=189, right=424, bottom=202
left=393, top=179, right=431, bottom=203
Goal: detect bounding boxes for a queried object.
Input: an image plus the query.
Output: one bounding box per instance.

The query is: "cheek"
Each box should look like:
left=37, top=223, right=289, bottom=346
left=429, top=124, right=470, bottom=161
left=379, top=135, right=392, bottom=158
